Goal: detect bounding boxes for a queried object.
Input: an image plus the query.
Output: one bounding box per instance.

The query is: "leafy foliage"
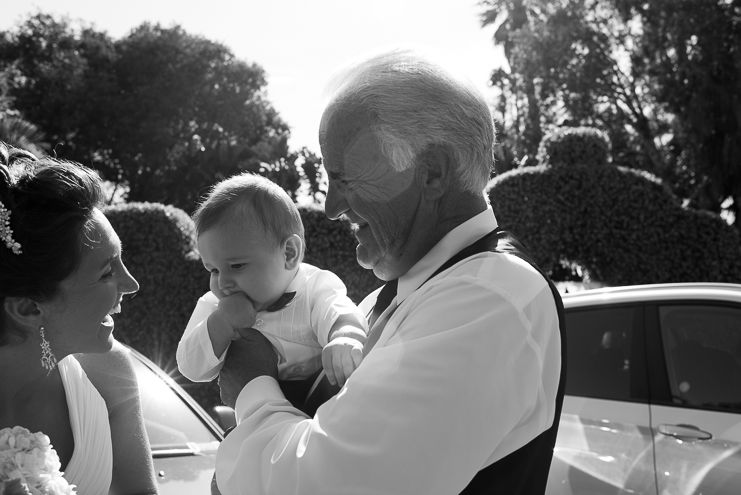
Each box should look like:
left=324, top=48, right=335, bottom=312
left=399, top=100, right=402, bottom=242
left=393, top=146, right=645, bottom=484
left=487, top=128, right=741, bottom=285
left=535, top=126, right=610, bottom=168
left=480, top=0, right=741, bottom=226
left=0, top=13, right=320, bottom=211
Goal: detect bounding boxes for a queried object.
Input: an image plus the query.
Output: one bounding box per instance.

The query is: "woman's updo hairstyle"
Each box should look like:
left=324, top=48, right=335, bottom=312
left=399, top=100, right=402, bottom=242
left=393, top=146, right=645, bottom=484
left=0, top=141, right=104, bottom=343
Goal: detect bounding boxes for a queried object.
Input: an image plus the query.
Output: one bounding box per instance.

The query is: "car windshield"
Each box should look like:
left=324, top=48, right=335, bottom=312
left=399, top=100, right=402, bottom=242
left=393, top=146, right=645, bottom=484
left=131, top=357, right=220, bottom=455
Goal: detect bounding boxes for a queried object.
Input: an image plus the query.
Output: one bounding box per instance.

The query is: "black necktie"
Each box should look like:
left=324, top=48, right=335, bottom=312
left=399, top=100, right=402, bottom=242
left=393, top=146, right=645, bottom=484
left=363, top=279, right=398, bottom=356
left=266, top=292, right=296, bottom=312
left=368, top=279, right=398, bottom=328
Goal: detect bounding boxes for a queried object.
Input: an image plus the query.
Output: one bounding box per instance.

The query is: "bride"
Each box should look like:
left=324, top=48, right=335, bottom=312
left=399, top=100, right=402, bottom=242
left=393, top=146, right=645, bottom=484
left=0, top=142, right=158, bottom=494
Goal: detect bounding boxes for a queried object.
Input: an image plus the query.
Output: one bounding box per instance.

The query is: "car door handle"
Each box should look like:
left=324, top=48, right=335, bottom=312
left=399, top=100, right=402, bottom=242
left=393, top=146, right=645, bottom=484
left=657, top=423, right=713, bottom=441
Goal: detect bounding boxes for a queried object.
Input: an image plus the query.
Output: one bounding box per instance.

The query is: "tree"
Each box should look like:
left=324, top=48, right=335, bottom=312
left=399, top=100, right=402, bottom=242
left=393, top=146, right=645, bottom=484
left=0, top=14, right=316, bottom=211
left=0, top=13, right=117, bottom=157
left=0, top=63, right=49, bottom=156
left=479, top=0, right=741, bottom=225
left=480, top=0, right=670, bottom=174
left=615, top=0, right=741, bottom=222
left=95, top=23, right=293, bottom=209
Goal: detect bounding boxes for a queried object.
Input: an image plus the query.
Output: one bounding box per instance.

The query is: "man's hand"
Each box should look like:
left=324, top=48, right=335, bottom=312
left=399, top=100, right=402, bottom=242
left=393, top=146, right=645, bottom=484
left=321, top=337, right=364, bottom=387
left=218, top=329, right=279, bottom=408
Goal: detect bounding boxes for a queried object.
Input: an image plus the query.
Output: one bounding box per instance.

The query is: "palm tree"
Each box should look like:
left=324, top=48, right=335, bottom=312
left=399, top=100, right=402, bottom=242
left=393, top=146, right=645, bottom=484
left=0, top=114, right=48, bottom=158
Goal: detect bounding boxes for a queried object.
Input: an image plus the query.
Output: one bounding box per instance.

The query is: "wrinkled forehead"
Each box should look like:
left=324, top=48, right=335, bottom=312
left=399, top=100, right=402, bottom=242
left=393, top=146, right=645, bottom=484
left=319, top=104, right=375, bottom=162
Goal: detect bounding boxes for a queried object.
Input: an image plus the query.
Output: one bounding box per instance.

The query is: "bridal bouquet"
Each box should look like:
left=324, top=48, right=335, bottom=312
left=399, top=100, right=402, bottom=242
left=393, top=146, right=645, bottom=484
left=0, top=427, right=76, bottom=495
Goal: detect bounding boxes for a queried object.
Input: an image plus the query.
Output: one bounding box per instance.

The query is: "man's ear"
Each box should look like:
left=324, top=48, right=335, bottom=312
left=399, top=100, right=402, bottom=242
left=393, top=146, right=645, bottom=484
left=3, top=296, right=43, bottom=329
left=282, top=234, right=303, bottom=270
left=417, top=144, right=453, bottom=201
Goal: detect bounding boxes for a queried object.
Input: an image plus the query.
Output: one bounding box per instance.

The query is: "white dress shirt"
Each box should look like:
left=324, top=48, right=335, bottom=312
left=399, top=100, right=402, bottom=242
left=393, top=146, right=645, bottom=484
left=215, top=208, right=562, bottom=494
left=177, top=263, right=367, bottom=381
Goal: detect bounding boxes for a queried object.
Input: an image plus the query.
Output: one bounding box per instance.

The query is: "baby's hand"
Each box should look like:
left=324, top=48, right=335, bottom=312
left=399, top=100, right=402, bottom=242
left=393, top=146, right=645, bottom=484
left=211, top=292, right=257, bottom=340
left=322, top=337, right=364, bottom=387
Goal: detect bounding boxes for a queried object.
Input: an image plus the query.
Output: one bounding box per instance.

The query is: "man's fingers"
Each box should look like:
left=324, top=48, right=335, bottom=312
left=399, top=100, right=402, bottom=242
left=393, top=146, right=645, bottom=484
left=235, top=327, right=257, bottom=339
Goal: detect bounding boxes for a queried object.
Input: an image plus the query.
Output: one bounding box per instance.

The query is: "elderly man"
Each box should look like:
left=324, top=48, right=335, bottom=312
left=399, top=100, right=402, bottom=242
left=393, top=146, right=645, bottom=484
left=214, top=48, right=565, bottom=494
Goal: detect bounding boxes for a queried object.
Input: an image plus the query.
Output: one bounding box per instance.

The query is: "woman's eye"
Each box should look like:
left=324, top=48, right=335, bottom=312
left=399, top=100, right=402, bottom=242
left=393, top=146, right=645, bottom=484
left=101, top=267, right=116, bottom=280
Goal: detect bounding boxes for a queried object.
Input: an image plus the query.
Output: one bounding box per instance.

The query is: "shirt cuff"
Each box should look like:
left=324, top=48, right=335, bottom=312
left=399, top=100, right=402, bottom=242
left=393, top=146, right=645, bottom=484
left=195, top=320, right=228, bottom=363
left=234, top=375, right=286, bottom=422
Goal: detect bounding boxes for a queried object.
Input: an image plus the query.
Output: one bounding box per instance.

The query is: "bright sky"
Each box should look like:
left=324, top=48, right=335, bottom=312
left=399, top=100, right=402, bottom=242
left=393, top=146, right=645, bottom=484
left=3, top=0, right=505, bottom=155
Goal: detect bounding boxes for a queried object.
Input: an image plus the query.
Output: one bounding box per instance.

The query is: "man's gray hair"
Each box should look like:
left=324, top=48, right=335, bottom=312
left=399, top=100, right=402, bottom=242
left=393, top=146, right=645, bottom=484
left=323, top=48, right=495, bottom=193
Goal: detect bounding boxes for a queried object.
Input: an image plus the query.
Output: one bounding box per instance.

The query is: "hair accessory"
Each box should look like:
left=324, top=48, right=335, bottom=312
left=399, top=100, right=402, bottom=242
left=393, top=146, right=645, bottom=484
left=39, top=326, right=57, bottom=374
left=0, top=199, right=21, bottom=255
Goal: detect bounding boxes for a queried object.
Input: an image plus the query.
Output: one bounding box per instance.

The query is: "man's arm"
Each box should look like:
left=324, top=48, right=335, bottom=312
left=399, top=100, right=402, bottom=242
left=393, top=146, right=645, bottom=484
left=214, top=276, right=560, bottom=495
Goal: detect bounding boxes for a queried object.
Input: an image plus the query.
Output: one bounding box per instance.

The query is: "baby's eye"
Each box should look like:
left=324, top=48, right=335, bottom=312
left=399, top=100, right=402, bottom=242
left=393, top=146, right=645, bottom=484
left=231, top=263, right=246, bottom=270
left=209, top=268, right=219, bottom=275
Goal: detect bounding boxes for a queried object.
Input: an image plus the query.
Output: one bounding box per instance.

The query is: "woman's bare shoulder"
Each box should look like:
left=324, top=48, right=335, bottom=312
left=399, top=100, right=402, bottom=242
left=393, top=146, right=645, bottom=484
left=75, top=341, right=138, bottom=410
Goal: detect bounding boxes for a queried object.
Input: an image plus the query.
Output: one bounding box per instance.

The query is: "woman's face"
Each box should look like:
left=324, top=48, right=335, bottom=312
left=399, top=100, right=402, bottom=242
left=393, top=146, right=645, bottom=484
left=40, top=209, right=139, bottom=356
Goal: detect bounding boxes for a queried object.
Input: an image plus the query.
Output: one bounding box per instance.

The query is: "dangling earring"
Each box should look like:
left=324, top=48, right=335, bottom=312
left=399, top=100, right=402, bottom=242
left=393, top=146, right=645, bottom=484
left=39, top=326, right=57, bottom=374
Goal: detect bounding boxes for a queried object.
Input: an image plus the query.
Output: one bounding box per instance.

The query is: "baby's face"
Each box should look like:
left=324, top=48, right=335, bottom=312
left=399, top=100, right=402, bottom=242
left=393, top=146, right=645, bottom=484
left=198, top=222, right=293, bottom=312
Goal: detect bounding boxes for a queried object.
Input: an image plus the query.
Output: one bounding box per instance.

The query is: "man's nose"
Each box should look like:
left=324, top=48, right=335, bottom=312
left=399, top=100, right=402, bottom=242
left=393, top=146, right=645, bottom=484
left=324, top=181, right=348, bottom=221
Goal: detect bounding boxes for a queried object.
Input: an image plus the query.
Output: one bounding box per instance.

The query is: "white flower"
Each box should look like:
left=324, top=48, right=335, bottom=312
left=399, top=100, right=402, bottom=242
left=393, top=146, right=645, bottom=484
left=0, top=427, right=76, bottom=495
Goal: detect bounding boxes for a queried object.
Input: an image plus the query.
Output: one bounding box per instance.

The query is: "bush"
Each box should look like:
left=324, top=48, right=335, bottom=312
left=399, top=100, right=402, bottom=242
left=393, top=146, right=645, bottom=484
left=103, top=202, right=221, bottom=411
left=104, top=201, right=381, bottom=414
left=486, top=162, right=741, bottom=285
left=535, top=126, right=610, bottom=168
left=300, top=204, right=382, bottom=303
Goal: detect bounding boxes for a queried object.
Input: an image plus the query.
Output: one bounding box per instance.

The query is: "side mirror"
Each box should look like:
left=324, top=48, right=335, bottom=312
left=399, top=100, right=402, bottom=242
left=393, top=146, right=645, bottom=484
left=212, top=405, right=236, bottom=431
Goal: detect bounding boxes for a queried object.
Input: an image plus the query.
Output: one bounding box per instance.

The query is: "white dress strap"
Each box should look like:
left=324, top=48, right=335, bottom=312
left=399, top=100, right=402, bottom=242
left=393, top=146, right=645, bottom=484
left=58, top=355, right=113, bottom=495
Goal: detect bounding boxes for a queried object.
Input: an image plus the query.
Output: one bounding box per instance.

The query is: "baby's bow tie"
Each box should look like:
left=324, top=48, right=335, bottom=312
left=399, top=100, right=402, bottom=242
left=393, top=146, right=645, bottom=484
left=266, top=292, right=296, bottom=312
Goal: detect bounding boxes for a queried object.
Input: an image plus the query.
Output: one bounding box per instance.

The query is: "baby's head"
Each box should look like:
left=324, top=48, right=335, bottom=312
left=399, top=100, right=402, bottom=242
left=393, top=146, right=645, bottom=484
left=193, top=173, right=305, bottom=311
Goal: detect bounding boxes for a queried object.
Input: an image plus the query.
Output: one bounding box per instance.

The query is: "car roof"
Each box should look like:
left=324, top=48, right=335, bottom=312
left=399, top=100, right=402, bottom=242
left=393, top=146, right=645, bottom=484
left=561, top=282, right=741, bottom=309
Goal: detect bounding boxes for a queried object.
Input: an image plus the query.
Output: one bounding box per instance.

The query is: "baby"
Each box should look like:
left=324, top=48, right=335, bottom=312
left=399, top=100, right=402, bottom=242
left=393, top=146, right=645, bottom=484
left=176, top=173, right=367, bottom=406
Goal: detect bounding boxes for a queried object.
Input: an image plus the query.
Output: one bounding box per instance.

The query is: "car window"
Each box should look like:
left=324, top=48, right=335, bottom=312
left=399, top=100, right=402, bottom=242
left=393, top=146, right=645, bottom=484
left=131, top=357, right=220, bottom=452
left=565, top=306, right=636, bottom=401
left=659, top=304, right=741, bottom=412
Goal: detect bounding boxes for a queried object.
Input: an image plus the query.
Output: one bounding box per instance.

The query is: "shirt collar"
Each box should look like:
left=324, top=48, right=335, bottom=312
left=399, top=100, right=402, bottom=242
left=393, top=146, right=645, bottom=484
left=285, top=263, right=307, bottom=294
left=397, top=207, right=498, bottom=303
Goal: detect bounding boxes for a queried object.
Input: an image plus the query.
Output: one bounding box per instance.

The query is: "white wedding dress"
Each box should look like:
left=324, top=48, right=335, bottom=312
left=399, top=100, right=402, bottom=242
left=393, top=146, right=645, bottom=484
left=58, top=355, right=113, bottom=495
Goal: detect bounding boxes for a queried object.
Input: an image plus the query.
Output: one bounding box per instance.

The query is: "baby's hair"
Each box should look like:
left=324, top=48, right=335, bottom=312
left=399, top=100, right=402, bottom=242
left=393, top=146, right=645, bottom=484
left=193, top=173, right=305, bottom=249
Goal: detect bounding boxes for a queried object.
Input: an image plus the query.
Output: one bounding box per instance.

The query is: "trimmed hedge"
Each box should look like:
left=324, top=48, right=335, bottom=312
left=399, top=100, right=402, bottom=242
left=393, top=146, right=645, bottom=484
left=104, top=201, right=381, bottom=413
left=534, top=126, right=610, bottom=168
left=486, top=162, right=741, bottom=285
left=300, top=204, right=383, bottom=303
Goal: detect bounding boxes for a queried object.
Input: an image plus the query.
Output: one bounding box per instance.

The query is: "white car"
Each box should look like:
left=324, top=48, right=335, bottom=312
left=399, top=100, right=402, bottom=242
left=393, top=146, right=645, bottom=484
left=547, top=283, right=741, bottom=494
left=128, top=346, right=223, bottom=494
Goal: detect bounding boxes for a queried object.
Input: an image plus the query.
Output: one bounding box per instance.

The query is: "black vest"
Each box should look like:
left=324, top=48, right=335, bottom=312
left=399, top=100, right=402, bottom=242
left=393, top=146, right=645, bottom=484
left=303, top=228, right=567, bottom=493
left=439, top=228, right=566, bottom=495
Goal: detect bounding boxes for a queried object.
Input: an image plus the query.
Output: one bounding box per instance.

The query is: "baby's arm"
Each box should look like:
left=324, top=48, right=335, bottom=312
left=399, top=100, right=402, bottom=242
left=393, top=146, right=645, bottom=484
left=307, top=266, right=369, bottom=386
left=176, top=291, right=258, bottom=382
left=322, top=313, right=367, bottom=387
left=176, top=293, right=225, bottom=382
